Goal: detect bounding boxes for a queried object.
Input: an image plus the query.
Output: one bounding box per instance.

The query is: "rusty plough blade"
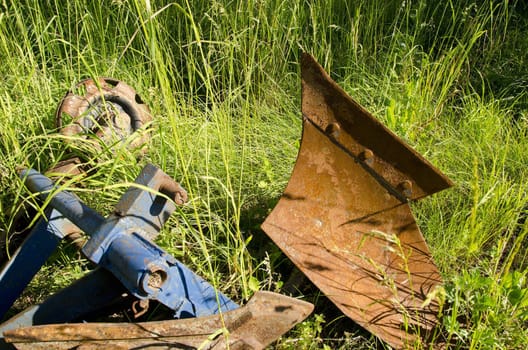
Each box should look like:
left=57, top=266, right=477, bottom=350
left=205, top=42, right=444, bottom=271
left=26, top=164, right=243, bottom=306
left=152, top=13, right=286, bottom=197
left=4, top=291, right=312, bottom=350
left=262, top=53, right=453, bottom=348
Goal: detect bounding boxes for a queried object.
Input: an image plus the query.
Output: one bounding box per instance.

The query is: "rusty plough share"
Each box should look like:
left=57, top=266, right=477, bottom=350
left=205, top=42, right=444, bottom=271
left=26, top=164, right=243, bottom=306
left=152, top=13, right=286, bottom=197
left=0, top=53, right=452, bottom=349
left=262, top=53, right=452, bottom=348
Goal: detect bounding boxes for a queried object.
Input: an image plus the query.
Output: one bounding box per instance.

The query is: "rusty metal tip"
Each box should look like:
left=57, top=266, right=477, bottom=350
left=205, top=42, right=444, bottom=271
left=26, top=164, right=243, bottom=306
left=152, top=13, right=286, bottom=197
left=301, top=52, right=319, bottom=66
left=4, top=292, right=313, bottom=350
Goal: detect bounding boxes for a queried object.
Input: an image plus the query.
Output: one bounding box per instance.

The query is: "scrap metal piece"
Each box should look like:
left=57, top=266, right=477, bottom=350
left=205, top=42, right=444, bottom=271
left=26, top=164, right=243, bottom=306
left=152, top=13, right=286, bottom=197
left=4, top=291, right=314, bottom=350
left=45, top=157, right=84, bottom=178
left=262, top=53, right=453, bottom=348
left=56, top=77, right=152, bottom=152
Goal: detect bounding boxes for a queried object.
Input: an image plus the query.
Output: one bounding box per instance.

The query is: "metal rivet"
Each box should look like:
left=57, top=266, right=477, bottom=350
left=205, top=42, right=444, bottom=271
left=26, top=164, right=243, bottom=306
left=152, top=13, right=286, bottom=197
left=325, top=122, right=340, bottom=138
left=360, top=149, right=374, bottom=165
left=398, top=180, right=413, bottom=198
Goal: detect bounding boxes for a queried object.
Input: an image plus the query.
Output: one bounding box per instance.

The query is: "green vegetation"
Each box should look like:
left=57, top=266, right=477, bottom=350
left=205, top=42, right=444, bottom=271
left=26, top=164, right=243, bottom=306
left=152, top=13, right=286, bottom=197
left=1, top=0, right=527, bottom=348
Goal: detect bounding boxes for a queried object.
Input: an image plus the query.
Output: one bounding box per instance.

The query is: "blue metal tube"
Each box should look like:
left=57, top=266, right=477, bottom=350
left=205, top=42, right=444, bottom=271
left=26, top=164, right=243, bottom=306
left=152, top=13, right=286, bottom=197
left=0, top=210, right=63, bottom=319
left=20, top=169, right=105, bottom=235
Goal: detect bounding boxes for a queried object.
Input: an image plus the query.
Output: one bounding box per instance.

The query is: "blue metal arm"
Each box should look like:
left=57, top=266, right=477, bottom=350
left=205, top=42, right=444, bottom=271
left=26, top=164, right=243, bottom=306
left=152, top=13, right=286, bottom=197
left=0, top=208, right=73, bottom=318
left=0, top=164, right=238, bottom=323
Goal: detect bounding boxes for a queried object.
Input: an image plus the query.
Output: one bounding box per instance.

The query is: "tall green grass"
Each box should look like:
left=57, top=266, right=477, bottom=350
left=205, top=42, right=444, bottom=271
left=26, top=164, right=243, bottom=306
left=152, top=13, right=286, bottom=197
left=1, top=0, right=527, bottom=348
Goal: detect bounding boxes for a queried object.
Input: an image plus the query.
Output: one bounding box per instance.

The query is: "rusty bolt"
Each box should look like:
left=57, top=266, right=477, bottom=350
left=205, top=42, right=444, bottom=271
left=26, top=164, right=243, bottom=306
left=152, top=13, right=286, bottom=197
left=359, top=149, right=374, bottom=165
left=325, top=122, right=341, bottom=138
left=141, top=266, right=168, bottom=294
left=398, top=180, right=413, bottom=198
left=174, top=191, right=186, bottom=205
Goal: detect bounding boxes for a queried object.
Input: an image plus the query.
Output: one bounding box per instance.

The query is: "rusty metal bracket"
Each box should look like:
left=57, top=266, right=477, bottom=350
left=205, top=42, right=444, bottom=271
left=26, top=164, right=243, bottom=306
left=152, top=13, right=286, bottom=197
left=262, top=53, right=453, bottom=348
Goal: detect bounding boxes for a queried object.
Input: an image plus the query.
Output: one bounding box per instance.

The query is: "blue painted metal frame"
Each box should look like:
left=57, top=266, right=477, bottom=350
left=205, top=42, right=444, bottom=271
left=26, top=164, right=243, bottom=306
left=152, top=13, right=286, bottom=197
left=0, top=164, right=238, bottom=325
left=0, top=208, right=76, bottom=319
left=0, top=268, right=128, bottom=334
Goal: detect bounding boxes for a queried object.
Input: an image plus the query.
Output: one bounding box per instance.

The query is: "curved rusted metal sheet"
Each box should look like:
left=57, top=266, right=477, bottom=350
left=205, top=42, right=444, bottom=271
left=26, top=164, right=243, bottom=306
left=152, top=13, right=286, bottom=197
left=262, top=53, right=453, bottom=348
left=4, top=291, right=313, bottom=350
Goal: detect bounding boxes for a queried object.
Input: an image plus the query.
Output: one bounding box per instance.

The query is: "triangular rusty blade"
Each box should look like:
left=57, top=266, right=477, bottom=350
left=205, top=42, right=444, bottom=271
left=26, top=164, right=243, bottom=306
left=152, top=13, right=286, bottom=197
left=261, top=53, right=453, bottom=348
left=3, top=291, right=313, bottom=350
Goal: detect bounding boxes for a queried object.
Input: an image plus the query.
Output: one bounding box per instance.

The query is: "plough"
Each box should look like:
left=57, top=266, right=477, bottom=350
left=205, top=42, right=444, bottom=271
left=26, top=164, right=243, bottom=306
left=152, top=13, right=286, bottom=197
left=0, top=54, right=452, bottom=349
left=0, top=164, right=312, bottom=349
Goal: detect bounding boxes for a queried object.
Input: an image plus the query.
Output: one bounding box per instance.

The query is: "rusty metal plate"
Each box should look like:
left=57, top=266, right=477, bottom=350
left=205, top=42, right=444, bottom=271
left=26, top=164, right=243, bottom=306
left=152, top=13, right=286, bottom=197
left=261, top=53, right=453, bottom=348
left=56, top=77, right=152, bottom=152
left=3, top=291, right=313, bottom=350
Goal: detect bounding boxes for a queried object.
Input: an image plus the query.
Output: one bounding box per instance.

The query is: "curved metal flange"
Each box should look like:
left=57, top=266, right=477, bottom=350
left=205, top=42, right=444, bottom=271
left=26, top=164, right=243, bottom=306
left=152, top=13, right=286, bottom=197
left=262, top=53, right=453, bottom=348
left=55, top=77, right=152, bottom=153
